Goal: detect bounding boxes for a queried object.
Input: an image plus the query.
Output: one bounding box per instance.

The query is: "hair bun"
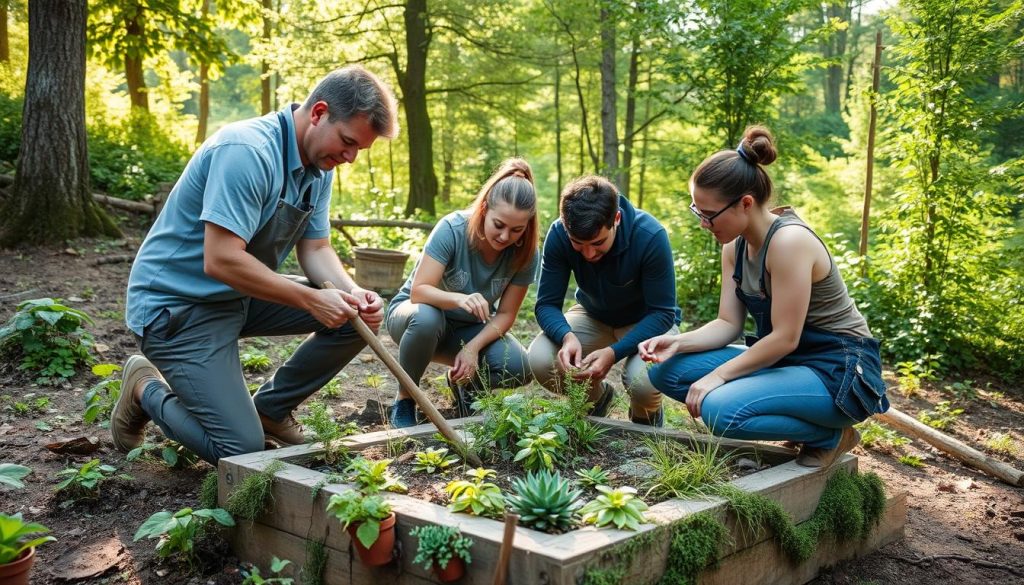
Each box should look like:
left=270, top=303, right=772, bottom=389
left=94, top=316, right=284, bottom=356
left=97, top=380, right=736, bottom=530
left=741, top=126, right=777, bottom=166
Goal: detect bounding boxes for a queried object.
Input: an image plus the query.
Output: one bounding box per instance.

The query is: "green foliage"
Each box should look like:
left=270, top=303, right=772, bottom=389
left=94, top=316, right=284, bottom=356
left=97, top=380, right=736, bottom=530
left=319, top=378, right=342, bottom=399
left=0, top=298, right=95, bottom=385
left=240, top=351, right=272, bottom=372
left=412, top=447, right=460, bottom=474
left=985, top=433, right=1017, bottom=456
left=343, top=456, right=407, bottom=494
left=898, top=455, right=925, bottom=468
left=127, top=441, right=201, bottom=469
left=242, top=557, right=294, bottom=585
left=574, top=465, right=610, bottom=490
left=570, top=418, right=609, bottom=454
left=0, top=73, right=23, bottom=164
left=226, top=460, right=284, bottom=521
left=0, top=512, right=56, bottom=564
left=409, top=524, right=473, bottom=571
left=84, top=363, right=122, bottom=425
left=514, top=430, right=563, bottom=472
left=133, top=507, right=235, bottom=565
left=444, top=468, right=505, bottom=518
left=657, top=513, right=728, bottom=585
left=917, top=401, right=964, bottom=430
left=943, top=379, right=978, bottom=402
left=579, top=486, right=649, bottom=531
left=200, top=471, right=220, bottom=510
left=325, top=489, right=393, bottom=548
left=55, top=459, right=119, bottom=500
left=299, top=401, right=356, bottom=465
left=640, top=435, right=732, bottom=499
left=855, top=421, right=910, bottom=449
left=87, top=111, right=190, bottom=200
left=0, top=463, right=31, bottom=489
left=506, top=469, right=584, bottom=533
left=300, top=539, right=327, bottom=585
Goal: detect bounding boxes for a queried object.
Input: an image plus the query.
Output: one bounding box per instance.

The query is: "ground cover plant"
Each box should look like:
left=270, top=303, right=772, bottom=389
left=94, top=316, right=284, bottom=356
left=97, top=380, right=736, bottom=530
left=0, top=298, right=95, bottom=385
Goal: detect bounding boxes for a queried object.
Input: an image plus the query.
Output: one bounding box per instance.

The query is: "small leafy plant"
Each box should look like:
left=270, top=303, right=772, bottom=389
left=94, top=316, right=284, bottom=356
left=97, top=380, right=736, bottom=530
left=574, top=465, right=610, bottom=490
left=343, top=456, right=407, bottom=493
left=445, top=468, right=505, bottom=518
left=506, top=470, right=583, bottom=533
left=55, top=459, right=120, bottom=500
left=241, top=557, right=294, bottom=584
left=0, top=512, right=56, bottom=564
left=240, top=351, right=272, bottom=372
left=325, top=489, right=393, bottom=548
left=83, top=363, right=122, bottom=425
left=570, top=418, right=609, bottom=453
left=0, top=298, right=95, bottom=385
left=514, top=430, right=562, bottom=472
left=917, top=401, right=964, bottom=430
left=641, top=435, right=732, bottom=499
left=127, top=441, right=201, bottom=469
left=413, top=447, right=460, bottom=474
left=299, top=401, right=357, bottom=465
left=898, top=455, right=925, bottom=468
left=134, top=507, right=235, bottom=565
left=579, top=486, right=649, bottom=531
left=985, top=433, right=1017, bottom=456
left=856, top=421, right=910, bottom=449
left=409, top=524, right=473, bottom=571
left=0, top=463, right=31, bottom=489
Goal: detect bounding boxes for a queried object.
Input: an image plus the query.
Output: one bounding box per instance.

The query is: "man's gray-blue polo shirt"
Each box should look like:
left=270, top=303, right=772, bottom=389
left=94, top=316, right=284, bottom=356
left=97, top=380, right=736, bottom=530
left=125, top=105, right=334, bottom=336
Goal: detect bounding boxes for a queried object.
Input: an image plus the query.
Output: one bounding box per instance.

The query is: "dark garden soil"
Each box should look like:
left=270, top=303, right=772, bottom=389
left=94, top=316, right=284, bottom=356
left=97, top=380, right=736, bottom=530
left=1, top=217, right=1022, bottom=584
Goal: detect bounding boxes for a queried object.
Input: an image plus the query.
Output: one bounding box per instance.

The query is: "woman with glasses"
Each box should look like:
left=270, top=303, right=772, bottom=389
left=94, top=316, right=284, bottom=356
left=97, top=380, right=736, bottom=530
left=638, top=126, right=889, bottom=468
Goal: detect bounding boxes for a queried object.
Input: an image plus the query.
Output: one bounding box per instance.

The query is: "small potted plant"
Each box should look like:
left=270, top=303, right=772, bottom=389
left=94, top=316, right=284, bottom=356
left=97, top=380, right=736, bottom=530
left=409, top=524, right=473, bottom=582
left=0, top=512, right=56, bottom=585
left=326, top=489, right=396, bottom=566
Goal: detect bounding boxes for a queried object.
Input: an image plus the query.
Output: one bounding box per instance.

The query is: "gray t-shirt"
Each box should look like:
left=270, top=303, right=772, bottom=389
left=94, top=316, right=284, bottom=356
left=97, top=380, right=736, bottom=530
left=388, top=211, right=539, bottom=324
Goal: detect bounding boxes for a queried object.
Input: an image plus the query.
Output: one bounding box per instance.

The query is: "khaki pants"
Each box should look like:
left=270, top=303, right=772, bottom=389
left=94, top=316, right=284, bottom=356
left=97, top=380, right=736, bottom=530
left=527, top=305, right=677, bottom=420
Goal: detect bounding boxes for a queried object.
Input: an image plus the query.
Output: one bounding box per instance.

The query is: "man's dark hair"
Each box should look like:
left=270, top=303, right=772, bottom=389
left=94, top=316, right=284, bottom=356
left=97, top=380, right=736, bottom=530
left=304, top=65, right=399, bottom=139
left=559, top=175, right=619, bottom=240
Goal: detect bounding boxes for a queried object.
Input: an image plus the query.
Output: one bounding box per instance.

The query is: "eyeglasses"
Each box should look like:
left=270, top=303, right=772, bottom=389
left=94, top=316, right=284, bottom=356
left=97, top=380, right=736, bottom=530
left=688, top=195, right=745, bottom=227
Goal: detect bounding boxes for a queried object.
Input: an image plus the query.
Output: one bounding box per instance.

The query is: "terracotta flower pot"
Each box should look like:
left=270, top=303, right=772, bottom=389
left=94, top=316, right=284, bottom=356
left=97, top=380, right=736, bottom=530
left=346, top=513, right=396, bottom=567
left=0, top=548, right=35, bottom=585
left=432, top=556, right=466, bottom=582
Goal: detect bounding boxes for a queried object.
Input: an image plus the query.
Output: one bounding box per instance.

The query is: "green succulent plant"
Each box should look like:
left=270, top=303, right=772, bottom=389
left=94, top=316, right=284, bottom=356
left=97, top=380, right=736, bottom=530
left=412, top=447, right=460, bottom=473
left=574, top=465, right=610, bottom=490
left=409, top=524, right=473, bottom=571
left=506, top=469, right=584, bottom=532
left=579, top=485, right=649, bottom=531
left=444, top=468, right=505, bottom=518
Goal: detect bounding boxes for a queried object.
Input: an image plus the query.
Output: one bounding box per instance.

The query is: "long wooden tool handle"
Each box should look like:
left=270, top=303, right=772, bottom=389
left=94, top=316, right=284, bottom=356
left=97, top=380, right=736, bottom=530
left=492, top=512, right=519, bottom=585
left=875, top=407, right=1024, bottom=487
left=322, top=282, right=482, bottom=467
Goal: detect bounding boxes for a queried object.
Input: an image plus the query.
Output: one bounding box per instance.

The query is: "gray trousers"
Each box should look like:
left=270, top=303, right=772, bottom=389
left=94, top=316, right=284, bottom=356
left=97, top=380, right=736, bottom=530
left=385, top=300, right=532, bottom=396
left=137, top=295, right=365, bottom=464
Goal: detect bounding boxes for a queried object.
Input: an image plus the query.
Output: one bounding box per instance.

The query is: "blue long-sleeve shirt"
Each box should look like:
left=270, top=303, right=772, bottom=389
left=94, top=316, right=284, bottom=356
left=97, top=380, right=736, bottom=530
left=534, top=195, right=681, bottom=361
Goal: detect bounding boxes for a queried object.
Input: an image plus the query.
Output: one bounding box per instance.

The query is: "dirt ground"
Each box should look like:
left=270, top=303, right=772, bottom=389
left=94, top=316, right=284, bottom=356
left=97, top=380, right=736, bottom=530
left=1, top=219, right=1022, bottom=585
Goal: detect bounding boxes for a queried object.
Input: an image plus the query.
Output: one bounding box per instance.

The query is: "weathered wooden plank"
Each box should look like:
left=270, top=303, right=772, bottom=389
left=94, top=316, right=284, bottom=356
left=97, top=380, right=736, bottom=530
left=698, top=491, right=907, bottom=585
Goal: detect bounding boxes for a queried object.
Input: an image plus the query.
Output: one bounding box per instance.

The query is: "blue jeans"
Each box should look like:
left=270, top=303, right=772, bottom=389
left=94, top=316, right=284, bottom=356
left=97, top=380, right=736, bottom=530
left=647, top=347, right=856, bottom=449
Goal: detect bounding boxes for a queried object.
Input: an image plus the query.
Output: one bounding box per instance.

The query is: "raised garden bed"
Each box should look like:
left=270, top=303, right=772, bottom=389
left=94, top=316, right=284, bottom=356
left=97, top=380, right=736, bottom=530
left=217, top=417, right=905, bottom=585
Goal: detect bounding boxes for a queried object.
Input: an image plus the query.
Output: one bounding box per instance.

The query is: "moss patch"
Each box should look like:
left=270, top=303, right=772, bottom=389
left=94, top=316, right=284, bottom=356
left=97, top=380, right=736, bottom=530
left=199, top=470, right=219, bottom=510
left=226, top=460, right=285, bottom=520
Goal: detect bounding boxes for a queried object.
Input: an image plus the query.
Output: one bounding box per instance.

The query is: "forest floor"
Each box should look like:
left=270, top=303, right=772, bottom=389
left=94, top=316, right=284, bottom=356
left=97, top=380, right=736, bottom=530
left=1, top=217, right=1022, bottom=585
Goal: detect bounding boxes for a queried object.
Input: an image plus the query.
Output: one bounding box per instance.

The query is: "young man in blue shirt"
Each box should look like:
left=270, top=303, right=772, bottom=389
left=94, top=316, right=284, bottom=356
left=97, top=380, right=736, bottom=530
left=528, top=175, right=680, bottom=426
left=113, top=66, right=399, bottom=464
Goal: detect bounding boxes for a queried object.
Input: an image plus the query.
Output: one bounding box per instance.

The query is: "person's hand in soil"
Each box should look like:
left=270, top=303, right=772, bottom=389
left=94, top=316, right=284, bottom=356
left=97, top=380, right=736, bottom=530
left=558, top=332, right=584, bottom=373
left=351, top=286, right=384, bottom=333
left=450, top=347, right=479, bottom=384
left=580, top=347, right=615, bottom=381
left=685, top=371, right=726, bottom=419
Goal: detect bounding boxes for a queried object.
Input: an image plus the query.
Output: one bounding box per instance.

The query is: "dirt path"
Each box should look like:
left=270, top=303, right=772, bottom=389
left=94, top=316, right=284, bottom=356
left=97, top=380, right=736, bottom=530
left=1, top=228, right=1022, bottom=585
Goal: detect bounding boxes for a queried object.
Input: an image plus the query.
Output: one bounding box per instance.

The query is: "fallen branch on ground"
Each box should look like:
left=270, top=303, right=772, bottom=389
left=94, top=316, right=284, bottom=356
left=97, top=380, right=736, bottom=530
left=887, top=553, right=1024, bottom=577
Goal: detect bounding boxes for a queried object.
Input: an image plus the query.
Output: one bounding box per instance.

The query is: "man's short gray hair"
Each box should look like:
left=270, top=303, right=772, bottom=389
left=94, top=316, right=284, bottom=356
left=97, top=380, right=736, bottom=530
left=304, top=65, right=400, bottom=139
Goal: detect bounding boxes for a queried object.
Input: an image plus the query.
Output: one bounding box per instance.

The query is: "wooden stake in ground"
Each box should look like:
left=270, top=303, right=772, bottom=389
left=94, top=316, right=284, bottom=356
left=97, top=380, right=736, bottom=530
left=492, top=512, right=519, bottom=585
left=875, top=407, right=1024, bottom=487
left=321, top=281, right=482, bottom=467
left=859, top=30, right=883, bottom=278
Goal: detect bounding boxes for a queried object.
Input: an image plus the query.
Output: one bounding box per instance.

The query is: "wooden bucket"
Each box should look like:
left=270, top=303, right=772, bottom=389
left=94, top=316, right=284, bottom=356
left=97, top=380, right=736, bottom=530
left=353, top=248, right=409, bottom=295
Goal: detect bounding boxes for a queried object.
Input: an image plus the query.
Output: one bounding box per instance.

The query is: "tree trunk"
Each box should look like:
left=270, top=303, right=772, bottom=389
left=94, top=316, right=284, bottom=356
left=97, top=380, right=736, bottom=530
left=637, top=63, right=652, bottom=210
left=600, top=6, right=618, bottom=183
left=842, top=2, right=863, bottom=114
left=401, top=0, right=437, bottom=216
left=822, top=1, right=848, bottom=115
left=621, top=28, right=640, bottom=199
left=1, top=0, right=120, bottom=246
left=261, top=0, right=272, bottom=114
left=123, top=9, right=148, bottom=111
left=194, top=0, right=211, bottom=145
left=1, top=2, right=9, bottom=63
left=554, top=61, right=563, bottom=203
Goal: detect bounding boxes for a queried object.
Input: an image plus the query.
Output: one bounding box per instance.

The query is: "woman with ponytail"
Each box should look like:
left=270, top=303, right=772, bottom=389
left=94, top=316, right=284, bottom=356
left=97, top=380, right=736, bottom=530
left=385, top=158, right=539, bottom=427
left=639, top=127, right=888, bottom=467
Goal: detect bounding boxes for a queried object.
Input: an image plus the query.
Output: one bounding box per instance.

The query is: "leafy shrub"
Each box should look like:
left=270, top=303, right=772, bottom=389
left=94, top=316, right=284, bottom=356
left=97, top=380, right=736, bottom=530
left=579, top=486, right=649, bottom=531
left=0, top=513, right=55, bottom=564
left=444, top=468, right=505, bottom=518
left=409, top=524, right=473, bottom=571
left=506, top=470, right=584, bottom=533
left=917, top=401, right=964, bottom=430
left=134, top=507, right=235, bottom=565
left=0, top=298, right=95, bottom=385
left=88, top=110, right=189, bottom=201
left=325, top=489, right=393, bottom=548
left=299, top=401, right=356, bottom=464
left=83, top=363, right=122, bottom=425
